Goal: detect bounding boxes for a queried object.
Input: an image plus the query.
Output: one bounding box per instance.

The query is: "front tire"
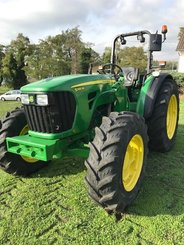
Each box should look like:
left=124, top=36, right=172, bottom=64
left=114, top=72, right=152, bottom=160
left=85, top=112, right=148, bottom=214
left=0, top=108, right=48, bottom=176
left=147, top=79, right=179, bottom=152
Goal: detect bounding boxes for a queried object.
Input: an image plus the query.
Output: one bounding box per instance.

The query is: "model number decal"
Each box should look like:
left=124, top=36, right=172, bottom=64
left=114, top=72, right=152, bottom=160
left=74, top=87, right=85, bottom=92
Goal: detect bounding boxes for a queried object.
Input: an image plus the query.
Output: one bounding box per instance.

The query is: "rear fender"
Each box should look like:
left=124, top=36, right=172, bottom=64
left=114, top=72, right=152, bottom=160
left=136, top=73, right=173, bottom=119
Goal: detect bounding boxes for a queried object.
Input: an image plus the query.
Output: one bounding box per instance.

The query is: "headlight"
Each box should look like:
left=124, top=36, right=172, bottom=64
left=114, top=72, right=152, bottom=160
left=21, top=94, right=29, bottom=104
left=36, top=94, right=48, bottom=106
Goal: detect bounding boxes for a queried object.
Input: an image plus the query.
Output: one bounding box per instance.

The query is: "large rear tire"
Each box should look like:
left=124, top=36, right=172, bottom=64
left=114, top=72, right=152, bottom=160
left=0, top=108, right=48, bottom=176
left=147, top=79, right=179, bottom=152
left=85, top=112, right=148, bottom=214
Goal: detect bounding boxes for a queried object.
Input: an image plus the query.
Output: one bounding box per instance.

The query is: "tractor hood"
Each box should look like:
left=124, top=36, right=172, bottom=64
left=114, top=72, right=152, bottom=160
left=21, top=74, right=114, bottom=93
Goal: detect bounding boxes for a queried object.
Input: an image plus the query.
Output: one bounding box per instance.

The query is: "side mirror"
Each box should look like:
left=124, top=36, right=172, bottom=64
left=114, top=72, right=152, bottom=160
left=120, top=36, right=126, bottom=45
left=149, top=34, right=162, bottom=51
left=137, top=33, right=145, bottom=43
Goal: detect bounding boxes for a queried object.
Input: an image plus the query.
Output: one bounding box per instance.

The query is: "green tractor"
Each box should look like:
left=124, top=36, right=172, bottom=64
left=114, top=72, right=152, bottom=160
left=0, top=26, right=179, bottom=214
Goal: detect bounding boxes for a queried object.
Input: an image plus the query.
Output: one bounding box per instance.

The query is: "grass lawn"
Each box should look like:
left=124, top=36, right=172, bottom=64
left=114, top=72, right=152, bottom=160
left=0, top=100, right=184, bottom=245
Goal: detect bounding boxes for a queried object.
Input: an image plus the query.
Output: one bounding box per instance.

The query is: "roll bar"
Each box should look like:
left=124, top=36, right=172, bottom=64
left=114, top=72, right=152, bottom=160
left=110, top=28, right=166, bottom=74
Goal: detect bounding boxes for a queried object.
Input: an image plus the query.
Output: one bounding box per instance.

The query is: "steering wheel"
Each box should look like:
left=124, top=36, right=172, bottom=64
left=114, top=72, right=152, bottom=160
left=102, top=63, right=123, bottom=76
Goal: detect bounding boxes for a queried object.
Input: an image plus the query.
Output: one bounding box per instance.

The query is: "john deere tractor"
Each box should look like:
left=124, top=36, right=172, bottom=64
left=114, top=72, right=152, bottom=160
left=0, top=26, right=179, bottom=214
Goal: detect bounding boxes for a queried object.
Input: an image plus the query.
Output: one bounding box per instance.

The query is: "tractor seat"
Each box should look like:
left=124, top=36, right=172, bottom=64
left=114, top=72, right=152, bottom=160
left=121, top=67, right=139, bottom=87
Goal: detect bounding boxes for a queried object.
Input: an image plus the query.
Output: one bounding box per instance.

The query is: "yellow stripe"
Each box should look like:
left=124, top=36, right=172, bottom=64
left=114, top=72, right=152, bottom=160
left=71, top=80, right=115, bottom=88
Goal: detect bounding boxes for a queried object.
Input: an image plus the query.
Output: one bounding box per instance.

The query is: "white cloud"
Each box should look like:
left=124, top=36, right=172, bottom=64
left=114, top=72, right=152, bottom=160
left=0, top=0, right=183, bottom=60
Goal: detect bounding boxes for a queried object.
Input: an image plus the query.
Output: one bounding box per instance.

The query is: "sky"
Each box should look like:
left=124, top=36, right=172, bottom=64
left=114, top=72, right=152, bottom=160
left=0, top=0, right=183, bottom=61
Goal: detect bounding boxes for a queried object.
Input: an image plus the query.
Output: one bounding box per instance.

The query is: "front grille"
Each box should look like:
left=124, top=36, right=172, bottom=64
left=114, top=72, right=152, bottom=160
left=23, top=92, right=76, bottom=133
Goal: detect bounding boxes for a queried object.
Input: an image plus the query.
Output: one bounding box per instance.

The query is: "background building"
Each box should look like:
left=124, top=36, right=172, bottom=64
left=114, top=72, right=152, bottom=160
left=176, top=34, right=184, bottom=73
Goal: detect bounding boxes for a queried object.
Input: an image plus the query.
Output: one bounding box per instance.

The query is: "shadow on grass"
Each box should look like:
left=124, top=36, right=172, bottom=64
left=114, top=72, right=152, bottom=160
left=32, top=156, right=86, bottom=178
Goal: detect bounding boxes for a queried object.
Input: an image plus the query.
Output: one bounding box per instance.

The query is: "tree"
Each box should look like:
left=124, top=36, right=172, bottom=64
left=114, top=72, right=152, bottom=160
left=0, top=45, right=5, bottom=85
left=2, top=52, right=18, bottom=87
left=63, top=27, right=83, bottom=74
left=1, top=28, right=101, bottom=83
left=10, top=33, right=31, bottom=87
left=1, top=33, right=31, bottom=88
left=102, top=46, right=147, bottom=73
left=102, top=47, right=111, bottom=64
left=25, top=39, right=61, bottom=80
left=25, top=27, right=100, bottom=79
left=80, top=46, right=101, bottom=74
left=24, top=33, right=75, bottom=80
left=118, top=47, right=147, bottom=73
left=80, top=48, right=92, bottom=74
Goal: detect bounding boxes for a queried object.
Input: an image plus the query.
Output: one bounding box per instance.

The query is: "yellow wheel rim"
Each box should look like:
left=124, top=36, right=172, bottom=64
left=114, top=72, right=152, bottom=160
left=122, top=134, right=144, bottom=192
left=166, top=95, right=178, bottom=139
left=19, top=125, right=38, bottom=163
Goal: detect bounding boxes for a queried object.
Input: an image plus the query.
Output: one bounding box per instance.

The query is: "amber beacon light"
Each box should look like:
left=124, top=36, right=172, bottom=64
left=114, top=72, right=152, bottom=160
left=162, top=25, right=168, bottom=34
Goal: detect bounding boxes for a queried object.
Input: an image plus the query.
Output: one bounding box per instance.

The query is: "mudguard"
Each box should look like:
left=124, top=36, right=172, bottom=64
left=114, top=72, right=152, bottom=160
left=137, top=73, right=173, bottom=119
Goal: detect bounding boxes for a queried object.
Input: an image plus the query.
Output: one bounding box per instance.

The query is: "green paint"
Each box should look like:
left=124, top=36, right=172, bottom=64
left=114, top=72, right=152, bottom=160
left=113, top=82, right=128, bottom=112
left=65, top=147, right=90, bottom=158
left=6, top=135, right=57, bottom=161
left=6, top=133, right=91, bottom=161
left=21, top=74, right=115, bottom=93
left=136, top=75, right=154, bottom=116
left=7, top=73, right=155, bottom=162
left=129, top=102, right=137, bottom=112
